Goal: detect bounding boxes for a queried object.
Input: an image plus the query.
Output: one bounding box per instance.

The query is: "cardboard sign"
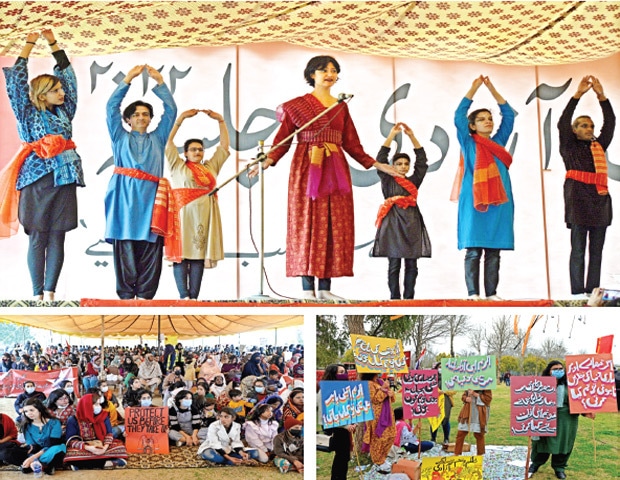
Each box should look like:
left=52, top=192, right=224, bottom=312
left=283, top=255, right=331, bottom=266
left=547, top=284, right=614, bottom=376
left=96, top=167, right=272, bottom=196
left=566, top=354, right=617, bottom=414
left=402, top=370, right=439, bottom=419
left=0, top=367, right=79, bottom=398
left=420, top=455, right=483, bottom=480
left=350, top=334, right=408, bottom=374
left=125, top=407, right=170, bottom=454
left=441, top=356, right=497, bottom=391
left=319, top=380, right=374, bottom=428
left=510, top=376, right=557, bottom=436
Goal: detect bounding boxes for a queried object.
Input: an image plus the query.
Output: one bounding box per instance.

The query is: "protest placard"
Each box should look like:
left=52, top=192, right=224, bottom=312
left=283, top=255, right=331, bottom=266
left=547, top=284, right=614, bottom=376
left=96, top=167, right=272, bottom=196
left=566, top=354, right=616, bottom=414
left=420, top=455, right=483, bottom=480
left=319, top=380, right=374, bottom=429
left=125, top=407, right=170, bottom=454
left=510, top=376, right=557, bottom=436
left=401, top=370, right=439, bottom=419
left=441, top=355, right=497, bottom=391
left=350, top=334, right=408, bottom=373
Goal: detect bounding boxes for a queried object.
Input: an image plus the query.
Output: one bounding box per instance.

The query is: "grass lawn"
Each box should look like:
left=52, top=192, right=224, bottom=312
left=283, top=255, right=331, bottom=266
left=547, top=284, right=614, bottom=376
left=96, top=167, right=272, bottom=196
left=316, top=384, right=619, bottom=479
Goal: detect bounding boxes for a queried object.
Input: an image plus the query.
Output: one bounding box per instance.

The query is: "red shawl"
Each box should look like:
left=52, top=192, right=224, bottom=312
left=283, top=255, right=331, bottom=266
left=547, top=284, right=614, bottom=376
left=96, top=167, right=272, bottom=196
left=76, top=394, right=108, bottom=442
left=0, top=134, right=76, bottom=238
left=375, top=176, right=419, bottom=228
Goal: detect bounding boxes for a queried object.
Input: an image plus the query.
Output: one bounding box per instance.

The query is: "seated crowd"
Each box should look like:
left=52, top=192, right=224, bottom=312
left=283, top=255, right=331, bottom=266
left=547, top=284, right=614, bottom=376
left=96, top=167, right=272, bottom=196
left=0, top=342, right=304, bottom=474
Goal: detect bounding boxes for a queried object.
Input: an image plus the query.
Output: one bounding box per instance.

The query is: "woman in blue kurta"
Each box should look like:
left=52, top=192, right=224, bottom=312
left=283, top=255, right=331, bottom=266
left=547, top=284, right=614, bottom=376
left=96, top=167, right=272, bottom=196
left=18, top=398, right=66, bottom=474
left=0, top=30, right=83, bottom=301
left=453, top=75, right=515, bottom=300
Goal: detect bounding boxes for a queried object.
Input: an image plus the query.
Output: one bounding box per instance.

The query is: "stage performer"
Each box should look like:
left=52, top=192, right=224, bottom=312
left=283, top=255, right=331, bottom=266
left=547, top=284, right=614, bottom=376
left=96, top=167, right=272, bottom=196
left=453, top=75, right=515, bottom=300
left=558, top=75, right=615, bottom=298
left=529, top=361, right=594, bottom=479
left=104, top=64, right=177, bottom=300
left=454, top=389, right=492, bottom=455
left=371, top=122, right=431, bottom=299
left=250, top=55, right=402, bottom=300
left=0, top=30, right=84, bottom=301
left=165, top=109, right=230, bottom=299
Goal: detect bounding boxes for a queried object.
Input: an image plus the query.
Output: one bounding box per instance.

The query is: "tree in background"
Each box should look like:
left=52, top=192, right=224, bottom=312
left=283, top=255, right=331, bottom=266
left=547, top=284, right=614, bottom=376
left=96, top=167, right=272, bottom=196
left=316, top=315, right=349, bottom=367
left=467, top=324, right=485, bottom=355
left=445, top=315, right=469, bottom=357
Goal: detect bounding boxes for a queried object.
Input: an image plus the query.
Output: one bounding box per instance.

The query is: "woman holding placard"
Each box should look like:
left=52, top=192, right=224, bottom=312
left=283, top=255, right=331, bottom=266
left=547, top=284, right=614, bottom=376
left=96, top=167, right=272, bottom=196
left=529, top=360, right=594, bottom=479
left=454, top=389, right=492, bottom=455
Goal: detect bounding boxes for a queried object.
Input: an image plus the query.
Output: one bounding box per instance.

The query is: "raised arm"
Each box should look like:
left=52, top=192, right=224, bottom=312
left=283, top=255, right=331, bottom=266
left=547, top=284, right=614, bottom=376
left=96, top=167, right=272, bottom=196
left=204, top=109, right=229, bottom=151
left=19, top=32, right=40, bottom=59
left=147, top=65, right=177, bottom=142
left=167, top=109, right=200, bottom=148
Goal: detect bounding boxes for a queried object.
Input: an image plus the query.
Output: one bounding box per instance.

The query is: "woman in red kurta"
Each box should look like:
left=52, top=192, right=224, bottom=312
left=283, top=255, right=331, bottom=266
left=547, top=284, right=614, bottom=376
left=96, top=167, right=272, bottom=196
left=254, top=56, right=401, bottom=300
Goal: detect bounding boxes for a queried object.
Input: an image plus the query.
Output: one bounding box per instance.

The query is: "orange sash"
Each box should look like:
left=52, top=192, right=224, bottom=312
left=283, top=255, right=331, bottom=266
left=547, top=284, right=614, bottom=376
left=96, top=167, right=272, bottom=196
left=0, top=135, right=76, bottom=238
left=565, top=141, right=608, bottom=195
left=375, top=176, right=419, bottom=229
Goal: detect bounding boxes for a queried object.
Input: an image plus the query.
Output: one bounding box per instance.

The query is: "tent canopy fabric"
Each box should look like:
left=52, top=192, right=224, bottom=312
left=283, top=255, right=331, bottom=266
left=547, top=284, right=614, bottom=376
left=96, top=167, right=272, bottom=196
left=0, top=314, right=303, bottom=339
left=0, top=1, right=618, bottom=65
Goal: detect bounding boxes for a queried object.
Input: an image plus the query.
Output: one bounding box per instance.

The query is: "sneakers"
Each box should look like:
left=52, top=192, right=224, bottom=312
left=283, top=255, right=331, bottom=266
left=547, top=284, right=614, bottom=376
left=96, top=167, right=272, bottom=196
left=467, top=294, right=481, bottom=301
left=486, top=294, right=503, bottom=301
left=317, top=290, right=346, bottom=301
left=376, top=460, right=391, bottom=474
left=104, top=459, right=127, bottom=469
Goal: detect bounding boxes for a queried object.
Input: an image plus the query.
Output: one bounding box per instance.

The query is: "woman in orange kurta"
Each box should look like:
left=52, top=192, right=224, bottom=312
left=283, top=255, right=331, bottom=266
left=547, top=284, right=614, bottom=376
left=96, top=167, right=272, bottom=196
left=253, top=56, right=401, bottom=300
left=361, top=373, right=396, bottom=472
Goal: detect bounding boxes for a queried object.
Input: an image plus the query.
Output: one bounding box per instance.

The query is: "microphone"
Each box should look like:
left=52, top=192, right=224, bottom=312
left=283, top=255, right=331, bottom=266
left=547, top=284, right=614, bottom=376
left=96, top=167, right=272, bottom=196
left=338, top=93, right=354, bottom=102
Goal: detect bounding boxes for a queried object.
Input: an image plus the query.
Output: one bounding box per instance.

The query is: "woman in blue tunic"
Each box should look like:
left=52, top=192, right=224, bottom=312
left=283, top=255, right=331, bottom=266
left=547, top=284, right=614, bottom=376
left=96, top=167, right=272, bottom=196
left=18, top=398, right=66, bottom=474
left=0, top=30, right=83, bottom=301
left=453, top=75, right=515, bottom=300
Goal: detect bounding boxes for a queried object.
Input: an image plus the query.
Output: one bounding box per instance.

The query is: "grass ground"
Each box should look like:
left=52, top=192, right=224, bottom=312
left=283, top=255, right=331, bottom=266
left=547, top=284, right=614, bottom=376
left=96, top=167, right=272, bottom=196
left=316, top=384, right=619, bottom=479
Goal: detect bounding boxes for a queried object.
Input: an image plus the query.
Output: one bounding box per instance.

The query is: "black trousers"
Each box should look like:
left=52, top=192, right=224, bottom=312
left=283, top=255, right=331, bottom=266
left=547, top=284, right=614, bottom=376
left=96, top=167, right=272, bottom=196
left=325, top=427, right=351, bottom=480
left=569, top=225, right=607, bottom=294
left=113, top=237, right=163, bottom=299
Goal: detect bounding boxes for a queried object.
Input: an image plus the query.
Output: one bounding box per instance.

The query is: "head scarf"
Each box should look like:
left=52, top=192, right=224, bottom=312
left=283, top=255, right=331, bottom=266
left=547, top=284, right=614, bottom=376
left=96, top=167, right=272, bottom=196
left=76, top=393, right=108, bottom=442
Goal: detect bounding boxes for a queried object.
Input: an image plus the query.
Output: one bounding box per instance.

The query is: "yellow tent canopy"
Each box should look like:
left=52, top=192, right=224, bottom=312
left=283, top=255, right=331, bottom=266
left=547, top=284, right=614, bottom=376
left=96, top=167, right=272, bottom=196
left=0, top=314, right=303, bottom=339
left=0, top=1, right=618, bottom=65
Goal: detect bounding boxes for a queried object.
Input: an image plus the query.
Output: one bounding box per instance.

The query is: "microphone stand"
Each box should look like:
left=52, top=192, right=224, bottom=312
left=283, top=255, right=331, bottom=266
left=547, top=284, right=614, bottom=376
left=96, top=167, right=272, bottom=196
left=209, top=96, right=350, bottom=300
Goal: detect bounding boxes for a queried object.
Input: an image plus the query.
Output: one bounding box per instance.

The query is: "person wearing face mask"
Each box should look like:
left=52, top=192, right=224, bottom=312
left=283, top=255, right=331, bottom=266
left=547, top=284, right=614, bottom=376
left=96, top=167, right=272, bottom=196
left=241, top=352, right=266, bottom=379
left=164, top=109, right=230, bottom=300
left=87, top=386, right=124, bottom=440
left=319, top=364, right=356, bottom=480
left=14, top=381, right=46, bottom=422
left=558, top=76, right=615, bottom=298
left=273, top=416, right=304, bottom=474
left=1, top=354, right=17, bottom=372
left=64, top=393, right=128, bottom=470
left=197, top=397, right=217, bottom=441
left=529, top=361, right=595, bottom=479
left=119, top=356, right=139, bottom=380
left=46, top=388, right=75, bottom=437
left=162, top=365, right=185, bottom=405
left=246, top=379, right=268, bottom=405
left=60, top=380, right=76, bottom=405
left=168, top=390, right=201, bottom=447
left=244, top=404, right=278, bottom=463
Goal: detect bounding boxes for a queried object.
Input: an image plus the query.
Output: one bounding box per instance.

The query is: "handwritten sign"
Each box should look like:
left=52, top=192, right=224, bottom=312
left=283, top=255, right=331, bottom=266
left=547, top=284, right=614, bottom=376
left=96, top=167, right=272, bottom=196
left=350, top=334, right=408, bottom=373
left=510, top=376, right=557, bottom=436
left=402, top=370, right=439, bottom=419
left=421, top=455, right=483, bottom=480
left=566, top=354, right=617, bottom=414
left=441, top=355, right=496, bottom=391
left=319, top=381, right=374, bottom=428
left=125, top=407, right=170, bottom=454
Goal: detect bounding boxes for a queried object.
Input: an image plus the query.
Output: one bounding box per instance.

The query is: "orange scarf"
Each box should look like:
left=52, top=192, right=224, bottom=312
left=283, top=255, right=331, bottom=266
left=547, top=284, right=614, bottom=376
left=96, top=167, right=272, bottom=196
left=0, top=135, right=76, bottom=238
left=165, top=162, right=217, bottom=262
left=112, top=167, right=178, bottom=243
left=565, top=141, right=608, bottom=195
left=450, top=134, right=512, bottom=212
left=375, top=176, right=419, bottom=228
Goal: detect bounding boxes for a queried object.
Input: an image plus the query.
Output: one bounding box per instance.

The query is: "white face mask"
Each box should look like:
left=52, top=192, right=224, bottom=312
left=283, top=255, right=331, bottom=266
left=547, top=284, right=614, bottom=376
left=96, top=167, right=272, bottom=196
left=65, top=387, right=74, bottom=394
left=181, top=399, right=193, bottom=408
left=100, top=386, right=109, bottom=392
left=25, top=387, right=35, bottom=394
left=140, top=399, right=152, bottom=407
left=93, top=405, right=102, bottom=415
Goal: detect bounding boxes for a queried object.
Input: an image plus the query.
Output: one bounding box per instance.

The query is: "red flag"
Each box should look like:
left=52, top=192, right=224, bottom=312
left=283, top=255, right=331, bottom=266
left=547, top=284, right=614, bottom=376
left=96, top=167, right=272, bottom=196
left=596, top=335, right=613, bottom=354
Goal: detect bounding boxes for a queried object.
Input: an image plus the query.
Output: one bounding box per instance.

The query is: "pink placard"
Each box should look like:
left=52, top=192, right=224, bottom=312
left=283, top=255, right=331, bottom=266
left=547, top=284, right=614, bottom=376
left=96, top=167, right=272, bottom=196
left=401, top=370, right=439, bottom=419
left=510, top=376, right=557, bottom=436
left=566, top=354, right=617, bottom=414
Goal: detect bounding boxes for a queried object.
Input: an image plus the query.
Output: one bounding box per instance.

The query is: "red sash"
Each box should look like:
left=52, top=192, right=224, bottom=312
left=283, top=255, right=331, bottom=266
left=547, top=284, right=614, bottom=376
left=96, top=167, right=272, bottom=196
left=0, top=135, right=76, bottom=238
left=165, top=162, right=218, bottom=262
left=375, top=176, right=419, bottom=228
left=565, top=141, right=608, bottom=195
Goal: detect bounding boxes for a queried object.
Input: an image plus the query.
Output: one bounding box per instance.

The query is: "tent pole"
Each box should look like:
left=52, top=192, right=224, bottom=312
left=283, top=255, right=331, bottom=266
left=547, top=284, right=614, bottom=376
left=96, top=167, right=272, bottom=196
left=157, top=316, right=161, bottom=356
left=100, top=315, right=105, bottom=380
